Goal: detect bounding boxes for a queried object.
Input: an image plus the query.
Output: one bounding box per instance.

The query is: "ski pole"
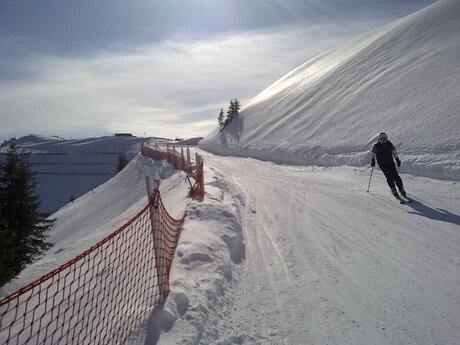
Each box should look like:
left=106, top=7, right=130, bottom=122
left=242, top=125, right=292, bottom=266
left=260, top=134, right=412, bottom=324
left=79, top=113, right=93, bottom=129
left=367, top=167, right=374, bottom=192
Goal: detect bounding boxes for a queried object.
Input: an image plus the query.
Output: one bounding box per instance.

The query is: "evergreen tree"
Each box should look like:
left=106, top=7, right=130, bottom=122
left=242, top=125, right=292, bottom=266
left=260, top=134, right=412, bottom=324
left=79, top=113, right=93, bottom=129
left=0, top=206, right=15, bottom=286
left=218, top=109, right=225, bottom=130
left=116, top=152, right=129, bottom=173
left=218, top=99, right=241, bottom=130
left=0, top=143, right=54, bottom=286
left=233, top=98, right=241, bottom=114
left=224, top=100, right=235, bottom=127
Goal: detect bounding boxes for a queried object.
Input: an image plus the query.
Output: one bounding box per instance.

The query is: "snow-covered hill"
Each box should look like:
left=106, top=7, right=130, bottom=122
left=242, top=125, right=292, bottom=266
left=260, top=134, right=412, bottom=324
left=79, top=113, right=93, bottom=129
left=200, top=0, right=460, bottom=181
left=0, top=134, right=175, bottom=213
left=1, top=134, right=150, bottom=153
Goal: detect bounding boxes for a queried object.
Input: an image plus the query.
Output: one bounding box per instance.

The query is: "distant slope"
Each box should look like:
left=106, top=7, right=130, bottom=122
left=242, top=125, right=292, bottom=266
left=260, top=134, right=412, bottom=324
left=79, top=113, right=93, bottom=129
left=1, top=134, right=150, bottom=154
left=0, top=134, right=173, bottom=213
left=200, top=0, right=460, bottom=181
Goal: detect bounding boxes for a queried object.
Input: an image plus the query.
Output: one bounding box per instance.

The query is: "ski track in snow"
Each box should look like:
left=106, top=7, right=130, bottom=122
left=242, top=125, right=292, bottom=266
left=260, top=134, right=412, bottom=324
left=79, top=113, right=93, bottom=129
left=192, top=153, right=460, bottom=345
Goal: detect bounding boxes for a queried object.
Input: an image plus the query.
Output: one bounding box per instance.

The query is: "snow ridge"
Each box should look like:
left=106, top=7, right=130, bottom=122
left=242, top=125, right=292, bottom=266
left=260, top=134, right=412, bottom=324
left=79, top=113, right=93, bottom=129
left=200, top=0, right=460, bottom=181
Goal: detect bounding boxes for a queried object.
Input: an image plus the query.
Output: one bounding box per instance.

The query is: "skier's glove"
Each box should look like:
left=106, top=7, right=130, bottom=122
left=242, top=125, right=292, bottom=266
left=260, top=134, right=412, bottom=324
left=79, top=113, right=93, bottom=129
left=396, top=158, right=401, bottom=167
left=371, top=159, right=375, bottom=167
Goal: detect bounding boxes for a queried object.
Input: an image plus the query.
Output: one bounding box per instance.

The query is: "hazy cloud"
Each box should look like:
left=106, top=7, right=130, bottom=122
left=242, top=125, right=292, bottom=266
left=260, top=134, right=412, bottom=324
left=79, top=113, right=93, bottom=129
left=0, top=0, right=436, bottom=140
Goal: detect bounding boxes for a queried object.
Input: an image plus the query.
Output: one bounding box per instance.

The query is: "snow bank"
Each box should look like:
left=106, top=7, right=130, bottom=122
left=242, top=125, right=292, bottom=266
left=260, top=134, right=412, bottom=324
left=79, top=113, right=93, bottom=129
left=128, top=163, right=246, bottom=344
left=200, top=0, right=460, bottom=181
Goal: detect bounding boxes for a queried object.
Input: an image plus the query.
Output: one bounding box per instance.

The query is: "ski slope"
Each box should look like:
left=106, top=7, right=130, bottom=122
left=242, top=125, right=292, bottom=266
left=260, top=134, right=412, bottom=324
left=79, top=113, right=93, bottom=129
left=3, top=146, right=458, bottom=344
left=147, top=152, right=459, bottom=345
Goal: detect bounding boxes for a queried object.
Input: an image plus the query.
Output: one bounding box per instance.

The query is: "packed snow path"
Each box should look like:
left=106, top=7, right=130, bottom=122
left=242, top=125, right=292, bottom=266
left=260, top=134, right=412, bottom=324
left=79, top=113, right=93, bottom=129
left=200, top=153, right=459, bottom=345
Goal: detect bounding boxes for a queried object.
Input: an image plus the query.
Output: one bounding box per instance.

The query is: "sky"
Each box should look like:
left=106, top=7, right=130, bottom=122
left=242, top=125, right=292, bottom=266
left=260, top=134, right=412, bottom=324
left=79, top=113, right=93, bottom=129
left=0, top=0, right=436, bottom=141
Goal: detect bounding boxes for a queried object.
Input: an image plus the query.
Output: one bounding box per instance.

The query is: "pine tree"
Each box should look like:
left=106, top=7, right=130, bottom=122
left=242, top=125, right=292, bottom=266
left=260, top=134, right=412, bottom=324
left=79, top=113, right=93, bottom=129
left=224, top=100, right=234, bottom=127
left=233, top=98, right=241, bottom=114
left=0, top=143, right=54, bottom=286
left=219, top=99, right=241, bottom=130
left=225, top=100, right=235, bottom=126
left=218, top=109, right=225, bottom=130
left=116, top=152, right=129, bottom=173
left=0, top=206, right=15, bottom=286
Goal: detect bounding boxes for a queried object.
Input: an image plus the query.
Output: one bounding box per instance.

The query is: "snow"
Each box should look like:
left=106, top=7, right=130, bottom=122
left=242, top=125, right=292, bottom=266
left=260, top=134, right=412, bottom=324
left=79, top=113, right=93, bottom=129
left=171, top=157, right=458, bottom=345
left=2, top=1, right=460, bottom=344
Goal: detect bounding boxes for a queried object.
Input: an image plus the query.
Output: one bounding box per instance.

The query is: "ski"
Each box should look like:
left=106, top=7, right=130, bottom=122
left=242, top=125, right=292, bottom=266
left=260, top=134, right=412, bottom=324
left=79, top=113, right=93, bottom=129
left=402, top=196, right=414, bottom=202
left=393, top=194, right=406, bottom=204
left=400, top=194, right=413, bottom=202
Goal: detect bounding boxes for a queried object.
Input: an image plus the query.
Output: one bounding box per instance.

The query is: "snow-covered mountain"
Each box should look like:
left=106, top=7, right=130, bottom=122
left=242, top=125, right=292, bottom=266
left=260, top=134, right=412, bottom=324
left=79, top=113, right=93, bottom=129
left=200, top=0, right=460, bottom=181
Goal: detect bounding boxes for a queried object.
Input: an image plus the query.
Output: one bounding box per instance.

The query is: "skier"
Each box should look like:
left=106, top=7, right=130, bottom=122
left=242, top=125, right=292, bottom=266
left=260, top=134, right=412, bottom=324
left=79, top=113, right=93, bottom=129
left=371, top=132, right=407, bottom=199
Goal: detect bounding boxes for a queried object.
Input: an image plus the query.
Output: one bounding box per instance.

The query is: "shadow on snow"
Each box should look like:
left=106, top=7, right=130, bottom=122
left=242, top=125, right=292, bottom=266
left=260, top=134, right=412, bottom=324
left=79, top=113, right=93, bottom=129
left=405, top=199, right=460, bottom=227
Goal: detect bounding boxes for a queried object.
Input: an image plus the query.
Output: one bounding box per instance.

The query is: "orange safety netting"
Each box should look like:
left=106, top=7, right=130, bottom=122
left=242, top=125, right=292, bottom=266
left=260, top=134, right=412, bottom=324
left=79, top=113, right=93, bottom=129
left=141, top=143, right=204, bottom=200
left=0, top=190, right=185, bottom=345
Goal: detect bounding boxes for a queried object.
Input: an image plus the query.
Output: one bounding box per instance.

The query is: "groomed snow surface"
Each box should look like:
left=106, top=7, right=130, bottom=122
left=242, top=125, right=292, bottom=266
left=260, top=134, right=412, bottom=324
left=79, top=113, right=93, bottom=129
left=154, top=154, right=458, bottom=345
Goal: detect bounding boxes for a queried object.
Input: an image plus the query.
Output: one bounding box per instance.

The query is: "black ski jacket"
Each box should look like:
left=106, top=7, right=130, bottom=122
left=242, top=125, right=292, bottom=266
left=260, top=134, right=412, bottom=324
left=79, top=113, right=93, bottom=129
left=371, top=140, right=399, bottom=166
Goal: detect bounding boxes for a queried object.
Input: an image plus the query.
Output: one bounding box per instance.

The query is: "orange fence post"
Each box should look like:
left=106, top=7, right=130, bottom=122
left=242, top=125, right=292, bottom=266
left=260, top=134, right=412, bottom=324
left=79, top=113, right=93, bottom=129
left=145, top=177, right=169, bottom=300
left=186, top=147, right=192, bottom=173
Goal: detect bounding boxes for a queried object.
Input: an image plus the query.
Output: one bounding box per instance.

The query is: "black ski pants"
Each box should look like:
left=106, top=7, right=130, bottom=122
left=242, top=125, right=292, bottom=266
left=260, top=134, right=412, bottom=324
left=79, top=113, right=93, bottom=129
left=379, top=163, right=403, bottom=191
